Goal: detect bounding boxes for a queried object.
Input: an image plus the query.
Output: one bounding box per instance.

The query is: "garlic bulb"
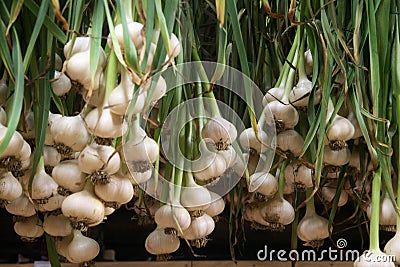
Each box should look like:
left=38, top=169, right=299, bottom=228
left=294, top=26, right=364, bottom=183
left=61, top=182, right=105, bottom=229
left=37, top=193, right=65, bottom=212
left=6, top=193, right=36, bottom=217
left=78, top=143, right=121, bottom=184
left=192, top=152, right=227, bottom=185
left=289, top=78, right=321, bottom=107
left=45, top=112, right=62, bottom=145
left=43, top=146, right=61, bottom=173
left=323, top=145, right=351, bottom=166
left=326, top=115, right=355, bottom=149
left=354, top=250, right=395, bottom=267
left=239, top=127, right=269, bottom=154
left=14, top=215, right=44, bottom=241
left=0, top=125, right=24, bottom=160
left=260, top=196, right=295, bottom=231
left=266, top=100, right=299, bottom=131
left=56, top=234, right=73, bottom=258
left=43, top=213, right=73, bottom=237
left=304, top=50, right=313, bottom=76
left=21, top=110, right=35, bottom=140
left=284, top=162, right=313, bottom=190
left=384, top=232, right=400, bottom=264
left=217, top=146, right=237, bottom=169
left=51, top=115, right=90, bottom=156
left=262, top=86, right=284, bottom=106
left=297, top=208, right=330, bottom=248
left=84, top=105, right=124, bottom=138
left=109, top=22, right=144, bottom=51
left=248, top=172, right=278, bottom=197
left=181, top=213, right=215, bottom=248
left=154, top=204, right=191, bottom=233
left=204, top=191, right=225, bottom=218
left=67, top=230, right=100, bottom=263
left=145, top=227, right=180, bottom=259
left=0, top=106, right=7, bottom=125
left=123, top=126, right=159, bottom=172
left=180, top=173, right=211, bottom=213
left=277, top=129, right=304, bottom=157
left=52, top=159, right=86, bottom=193
left=94, top=174, right=134, bottom=207
left=201, top=116, right=237, bottom=150
left=31, top=167, right=58, bottom=203
left=367, top=193, right=396, bottom=232
left=52, top=71, right=72, bottom=96
left=0, top=172, right=22, bottom=202
left=320, top=182, right=348, bottom=207
left=108, top=69, right=147, bottom=116
left=146, top=76, right=167, bottom=104
left=64, top=37, right=106, bottom=91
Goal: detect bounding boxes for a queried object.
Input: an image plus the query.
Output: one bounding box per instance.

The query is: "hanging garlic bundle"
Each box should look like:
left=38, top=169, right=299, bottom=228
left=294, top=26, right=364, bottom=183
left=181, top=213, right=215, bottom=248
left=50, top=114, right=90, bottom=157
left=145, top=227, right=180, bottom=261
left=52, top=159, right=86, bottom=195
left=248, top=171, right=278, bottom=198
left=263, top=30, right=300, bottom=131
left=64, top=36, right=106, bottom=91
left=239, top=126, right=269, bottom=155
left=154, top=203, right=191, bottom=236
left=289, top=34, right=321, bottom=108
left=123, top=120, right=158, bottom=184
left=0, top=125, right=29, bottom=172
left=78, top=143, right=121, bottom=184
left=43, top=212, right=73, bottom=237
left=14, top=215, right=44, bottom=242
left=67, top=230, right=100, bottom=264
left=284, top=162, right=313, bottom=191
left=297, top=190, right=331, bottom=248
left=201, top=116, right=237, bottom=151
left=61, top=181, right=105, bottom=230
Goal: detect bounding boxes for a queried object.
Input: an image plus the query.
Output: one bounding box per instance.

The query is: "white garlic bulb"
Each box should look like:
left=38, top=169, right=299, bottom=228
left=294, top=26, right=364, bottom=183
left=284, top=162, right=313, bottom=190
left=248, top=172, right=278, bottom=197
left=297, top=208, right=331, bottom=248
left=61, top=182, right=105, bottom=227
left=289, top=78, right=321, bottom=107
left=56, top=234, right=73, bottom=258
left=154, top=203, right=191, bottom=232
left=384, top=232, right=400, bottom=265
left=204, top=191, right=225, bottom=217
left=63, top=37, right=90, bottom=57
left=145, top=227, right=180, bottom=257
left=52, top=159, right=86, bottom=193
left=266, top=100, right=299, bottom=130
left=326, top=115, right=355, bottom=145
left=0, top=172, right=22, bottom=201
left=43, top=213, right=73, bottom=237
left=78, top=143, right=121, bottom=183
left=239, top=127, right=269, bottom=154
left=192, top=152, right=227, bottom=185
left=366, top=194, right=396, bottom=232
left=277, top=129, right=304, bottom=157
left=304, top=50, right=313, bottom=76
left=84, top=105, right=124, bottom=138
left=181, top=213, right=215, bottom=247
left=67, top=230, right=100, bottom=263
left=14, top=215, right=44, bottom=241
left=180, top=173, right=211, bottom=212
left=31, top=167, right=58, bottom=203
left=323, top=145, right=351, bottom=166
left=37, top=193, right=65, bottom=212
left=260, top=196, right=295, bottom=230
left=43, top=146, right=61, bottom=170
left=51, top=115, right=90, bottom=156
left=263, top=86, right=284, bottom=106
left=52, top=71, right=72, bottom=96
left=45, top=112, right=62, bottom=145
left=94, top=174, right=134, bottom=207
left=0, top=106, right=7, bottom=126
left=201, top=116, right=237, bottom=150
left=6, top=193, right=36, bottom=217
left=109, top=22, right=144, bottom=51
left=0, top=125, right=25, bottom=158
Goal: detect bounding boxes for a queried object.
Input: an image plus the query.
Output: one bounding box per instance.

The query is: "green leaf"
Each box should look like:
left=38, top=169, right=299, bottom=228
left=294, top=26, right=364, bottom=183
left=5, top=0, right=24, bottom=36
left=23, top=0, right=67, bottom=43
left=90, top=0, right=104, bottom=90
left=155, top=0, right=172, bottom=58
left=0, top=31, right=24, bottom=154
left=23, top=0, right=50, bottom=72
